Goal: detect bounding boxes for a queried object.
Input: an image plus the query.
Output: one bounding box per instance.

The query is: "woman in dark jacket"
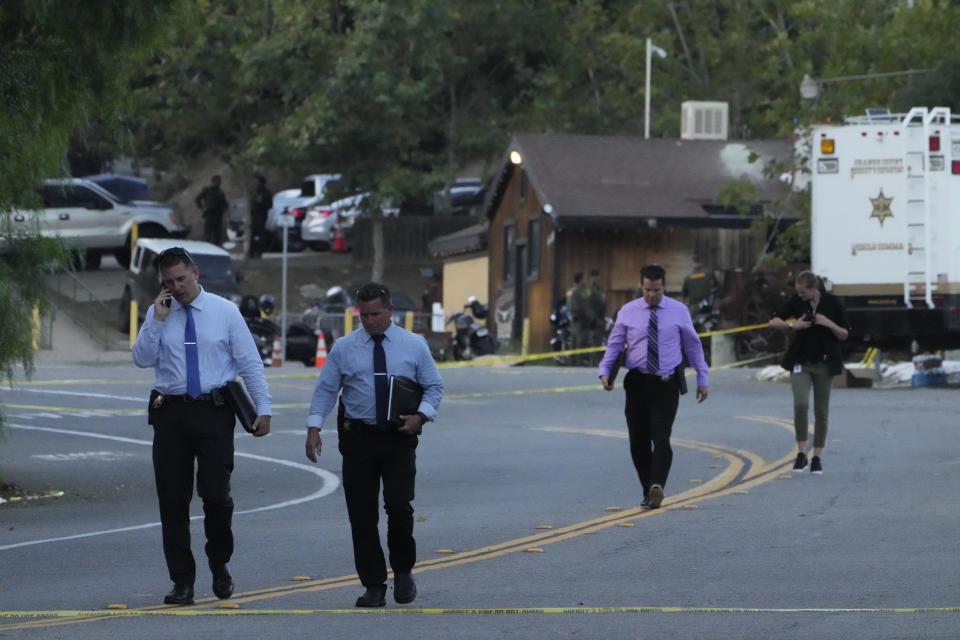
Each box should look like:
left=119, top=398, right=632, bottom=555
left=769, top=271, right=850, bottom=475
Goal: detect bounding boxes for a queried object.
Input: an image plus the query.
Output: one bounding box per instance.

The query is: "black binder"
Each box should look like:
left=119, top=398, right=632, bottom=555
left=387, top=375, right=423, bottom=428
left=224, top=380, right=258, bottom=434
left=607, top=350, right=626, bottom=385
left=674, top=363, right=688, bottom=395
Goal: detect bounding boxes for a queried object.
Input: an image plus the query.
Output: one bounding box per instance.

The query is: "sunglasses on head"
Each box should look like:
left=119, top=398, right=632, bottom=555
left=159, top=247, right=194, bottom=262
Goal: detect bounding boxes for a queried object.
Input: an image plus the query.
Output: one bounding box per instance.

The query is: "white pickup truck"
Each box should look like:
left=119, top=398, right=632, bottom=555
left=9, top=176, right=189, bottom=269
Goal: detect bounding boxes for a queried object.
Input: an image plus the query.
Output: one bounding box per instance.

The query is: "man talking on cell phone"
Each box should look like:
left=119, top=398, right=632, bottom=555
left=133, top=246, right=272, bottom=605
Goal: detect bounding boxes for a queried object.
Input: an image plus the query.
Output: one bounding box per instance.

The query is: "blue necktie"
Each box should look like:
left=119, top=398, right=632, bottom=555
left=184, top=305, right=201, bottom=399
left=647, top=305, right=659, bottom=375
left=372, top=333, right=388, bottom=429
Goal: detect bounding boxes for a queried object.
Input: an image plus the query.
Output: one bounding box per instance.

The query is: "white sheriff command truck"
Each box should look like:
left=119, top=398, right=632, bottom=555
left=810, top=106, right=960, bottom=349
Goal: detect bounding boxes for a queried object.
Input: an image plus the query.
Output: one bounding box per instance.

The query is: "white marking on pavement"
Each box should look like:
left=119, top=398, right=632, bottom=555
left=536, top=426, right=626, bottom=439
left=1, top=424, right=340, bottom=552
left=1, top=386, right=142, bottom=402
left=32, top=451, right=138, bottom=462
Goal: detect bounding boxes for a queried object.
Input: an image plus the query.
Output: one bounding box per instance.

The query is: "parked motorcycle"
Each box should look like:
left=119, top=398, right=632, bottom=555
left=691, top=297, right=721, bottom=366
left=692, top=298, right=720, bottom=334
left=240, top=294, right=281, bottom=366
left=447, top=298, right=496, bottom=361
left=549, top=301, right=573, bottom=365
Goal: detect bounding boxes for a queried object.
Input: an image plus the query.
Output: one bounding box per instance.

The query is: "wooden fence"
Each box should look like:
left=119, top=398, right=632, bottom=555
left=350, top=215, right=481, bottom=264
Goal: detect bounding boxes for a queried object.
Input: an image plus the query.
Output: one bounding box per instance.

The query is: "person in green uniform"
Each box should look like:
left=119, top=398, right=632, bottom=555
left=585, top=269, right=607, bottom=364
left=567, top=272, right=591, bottom=365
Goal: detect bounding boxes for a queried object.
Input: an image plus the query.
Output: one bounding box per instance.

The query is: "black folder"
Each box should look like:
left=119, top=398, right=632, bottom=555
left=607, top=350, right=626, bottom=385
left=387, top=375, right=423, bottom=428
left=224, top=380, right=258, bottom=434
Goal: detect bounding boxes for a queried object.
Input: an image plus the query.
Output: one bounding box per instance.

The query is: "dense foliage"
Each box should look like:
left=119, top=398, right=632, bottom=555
left=0, top=1, right=186, bottom=436
left=121, top=0, right=960, bottom=247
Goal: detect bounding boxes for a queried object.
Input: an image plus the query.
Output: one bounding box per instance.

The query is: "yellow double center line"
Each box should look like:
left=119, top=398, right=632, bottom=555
left=2, top=416, right=798, bottom=628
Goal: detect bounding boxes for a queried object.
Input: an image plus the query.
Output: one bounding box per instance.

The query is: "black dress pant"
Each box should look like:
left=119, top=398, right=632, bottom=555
left=151, top=397, right=235, bottom=585
left=338, top=418, right=418, bottom=588
left=622, top=369, right=680, bottom=497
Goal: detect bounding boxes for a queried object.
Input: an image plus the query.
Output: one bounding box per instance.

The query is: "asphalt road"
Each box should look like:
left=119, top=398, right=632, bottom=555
left=0, top=363, right=958, bottom=639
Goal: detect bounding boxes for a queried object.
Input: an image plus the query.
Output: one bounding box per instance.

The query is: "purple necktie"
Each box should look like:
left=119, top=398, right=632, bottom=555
left=647, top=306, right=659, bottom=374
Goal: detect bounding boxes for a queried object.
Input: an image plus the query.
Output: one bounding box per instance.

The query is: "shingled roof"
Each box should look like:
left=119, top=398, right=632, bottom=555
left=487, top=132, right=795, bottom=227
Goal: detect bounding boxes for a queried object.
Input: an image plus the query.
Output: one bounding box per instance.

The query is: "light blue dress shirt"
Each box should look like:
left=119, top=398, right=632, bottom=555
left=132, top=287, right=272, bottom=416
left=307, top=323, right=444, bottom=430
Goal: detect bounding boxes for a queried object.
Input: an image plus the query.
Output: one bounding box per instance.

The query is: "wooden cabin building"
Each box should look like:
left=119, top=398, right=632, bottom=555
left=484, top=132, right=794, bottom=352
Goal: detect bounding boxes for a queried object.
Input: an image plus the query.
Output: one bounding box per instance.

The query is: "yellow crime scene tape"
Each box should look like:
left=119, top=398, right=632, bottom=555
left=3, top=606, right=958, bottom=618
left=436, top=323, right=773, bottom=369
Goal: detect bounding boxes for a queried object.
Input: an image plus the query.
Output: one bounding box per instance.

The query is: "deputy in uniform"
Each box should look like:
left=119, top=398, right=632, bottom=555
left=599, top=264, right=709, bottom=509
left=585, top=268, right=607, bottom=363
left=133, top=246, right=272, bottom=605
left=248, top=175, right=272, bottom=258
left=567, top=272, right=594, bottom=365
left=304, top=283, right=444, bottom=607
left=195, top=175, right=229, bottom=246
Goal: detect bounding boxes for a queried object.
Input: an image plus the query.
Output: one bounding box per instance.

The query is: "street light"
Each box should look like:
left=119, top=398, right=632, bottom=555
left=645, top=37, right=668, bottom=139
left=799, top=69, right=933, bottom=101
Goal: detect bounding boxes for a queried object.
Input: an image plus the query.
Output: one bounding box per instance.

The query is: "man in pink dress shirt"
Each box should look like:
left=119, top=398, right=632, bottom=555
left=598, top=264, right=709, bottom=509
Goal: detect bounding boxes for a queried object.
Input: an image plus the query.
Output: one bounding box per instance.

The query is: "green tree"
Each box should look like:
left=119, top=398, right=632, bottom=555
left=0, top=1, right=185, bottom=438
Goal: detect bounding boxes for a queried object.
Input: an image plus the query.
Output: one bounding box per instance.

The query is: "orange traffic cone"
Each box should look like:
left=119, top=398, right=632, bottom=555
left=332, top=215, right=348, bottom=252
left=271, top=334, right=283, bottom=367
left=314, top=330, right=327, bottom=368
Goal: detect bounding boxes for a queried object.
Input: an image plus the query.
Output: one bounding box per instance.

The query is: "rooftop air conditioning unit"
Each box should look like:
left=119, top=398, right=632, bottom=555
left=680, top=101, right=729, bottom=140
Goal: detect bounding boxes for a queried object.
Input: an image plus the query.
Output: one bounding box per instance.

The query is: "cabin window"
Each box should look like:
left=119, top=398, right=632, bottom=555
left=503, top=223, right=516, bottom=282
left=526, top=219, right=540, bottom=280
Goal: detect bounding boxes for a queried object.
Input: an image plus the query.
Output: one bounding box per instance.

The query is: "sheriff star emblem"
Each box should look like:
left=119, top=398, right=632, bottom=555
left=869, top=189, right=894, bottom=227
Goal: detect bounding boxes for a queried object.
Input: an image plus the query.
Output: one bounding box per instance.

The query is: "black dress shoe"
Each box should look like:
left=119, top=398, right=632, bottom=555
left=355, top=585, right=387, bottom=607
left=394, top=572, right=417, bottom=604
left=210, top=563, right=234, bottom=600
left=649, top=484, right=664, bottom=509
left=163, top=583, right=194, bottom=605
left=641, top=496, right=651, bottom=508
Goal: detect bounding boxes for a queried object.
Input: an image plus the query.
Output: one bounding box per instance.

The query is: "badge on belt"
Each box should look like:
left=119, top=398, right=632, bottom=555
left=152, top=394, right=165, bottom=409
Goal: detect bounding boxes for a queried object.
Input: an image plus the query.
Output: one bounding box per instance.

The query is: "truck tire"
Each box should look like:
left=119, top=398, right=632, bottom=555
left=84, top=250, right=102, bottom=270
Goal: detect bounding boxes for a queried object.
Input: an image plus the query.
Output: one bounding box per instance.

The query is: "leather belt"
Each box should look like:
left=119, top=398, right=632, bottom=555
left=632, top=370, right=675, bottom=383
left=345, top=417, right=377, bottom=429
left=164, top=393, right=215, bottom=403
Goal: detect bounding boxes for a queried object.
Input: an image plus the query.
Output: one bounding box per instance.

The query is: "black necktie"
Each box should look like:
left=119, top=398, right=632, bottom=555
left=647, top=305, right=659, bottom=374
left=372, top=333, right=388, bottom=429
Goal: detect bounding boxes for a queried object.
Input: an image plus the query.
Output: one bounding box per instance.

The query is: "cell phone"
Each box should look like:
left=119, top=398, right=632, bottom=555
left=802, top=310, right=814, bottom=322
left=163, top=298, right=171, bottom=308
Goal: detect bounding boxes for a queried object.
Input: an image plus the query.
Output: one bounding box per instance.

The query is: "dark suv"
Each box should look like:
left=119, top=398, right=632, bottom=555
left=118, top=238, right=242, bottom=332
